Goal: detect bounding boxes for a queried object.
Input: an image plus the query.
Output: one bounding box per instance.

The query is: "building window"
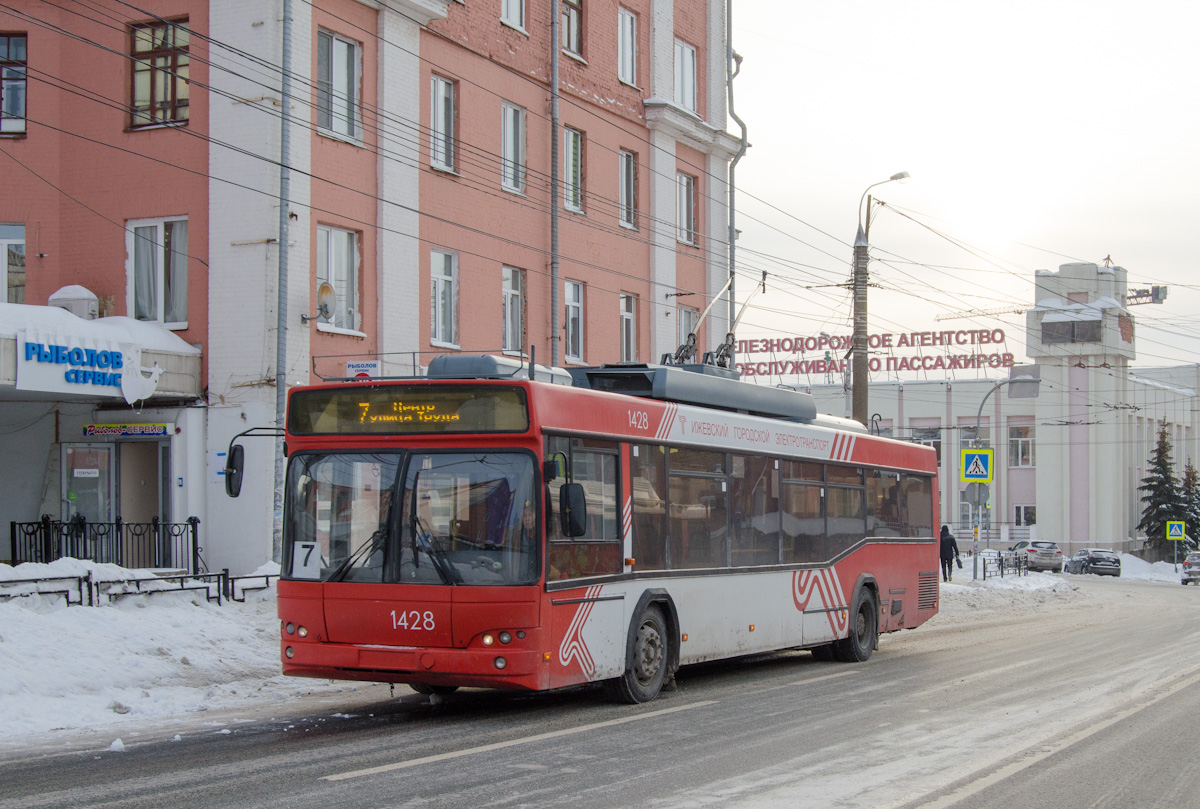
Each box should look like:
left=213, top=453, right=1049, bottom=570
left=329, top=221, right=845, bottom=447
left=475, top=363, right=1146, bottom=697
left=620, top=293, right=636, bottom=362
left=912, top=426, right=942, bottom=463
left=130, top=20, right=189, bottom=128
left=501, top=0, right=525, bottom=30
left=128, top=217, right=188, bottom=328
left=617, top=8, right=636, bottom=86
left=431, top=249, right=458, bottom=347
left=0, top=223, right=24, bottom=303
left=1, top=34, right=26, bottom=134
left=431, top=75, right=455, bottom=171
left=564, top=126, right=584, bottom=212
left=677, top=305, right=698, bottom=346
left=317, top=30, right=360, bottom=140
left=562, top=0, right=582, bottom=56
left=565, top=280, right=584, bottom=362
left=1042, top=319, right=1101, bottom=344
left=502, top=266, right=524, bottom=353
left=1014, top=505, right=1036, bottom=526
left=618, top=149, right=637, bottom=228
left=676, top=172, right=696, bottom=244
left=673, top=38, right=696, bottom=112
left=501, top=102, right=526, bottom=193
left=316, top=226, right=359, bottom=331
left=1009, top=425, right=1035, bottom=467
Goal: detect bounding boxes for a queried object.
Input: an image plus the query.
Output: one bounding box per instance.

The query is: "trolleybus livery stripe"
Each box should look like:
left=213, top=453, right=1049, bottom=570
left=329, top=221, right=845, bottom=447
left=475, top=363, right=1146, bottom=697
left=793, top=569, right=850, bottom=635
left=558, top=584, right=604, bottom=675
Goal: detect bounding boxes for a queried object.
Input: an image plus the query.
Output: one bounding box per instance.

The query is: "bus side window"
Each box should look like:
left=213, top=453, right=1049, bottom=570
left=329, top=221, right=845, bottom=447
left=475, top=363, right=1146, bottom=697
left=546, top=437, right=622, bottom=580
left=631, top=444, right=667, bottom=570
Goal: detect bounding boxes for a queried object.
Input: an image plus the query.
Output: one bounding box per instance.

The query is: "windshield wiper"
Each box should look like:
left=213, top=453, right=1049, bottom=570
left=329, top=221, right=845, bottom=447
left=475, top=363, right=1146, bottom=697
left=327, top=528, right=387, bottom=583
left=409, top=472, right=459, bottom=585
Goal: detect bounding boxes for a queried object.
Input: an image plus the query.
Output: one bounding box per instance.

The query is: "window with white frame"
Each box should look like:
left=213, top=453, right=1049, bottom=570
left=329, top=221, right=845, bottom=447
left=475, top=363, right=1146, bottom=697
left=501, top=102, right=526, bottom=193
left=562, top=0, right=582, bottom=56
left=565, top=280, right=584, bottom=361
left=131, top=20, right=189, bottom=128
left=912, top=426, right=942, bottom=463
left=502, top=266, right=524, bottom=353
left=676, top=171, right=696, bottom=244
left=673, top=38, right=696, bottom=112
left=317, top=30, right=360, bottom=140
left=618, top=149, right=637, bottom=228
left=431, top=75, right=455, bottom=171
left=501, top=0, right=525, bottom=30
left=0, top=223, right=25, bottom=303
left=564, top=126, right=584, bottom=212
left=316, top=226, right=359, bottom=331
left=1009, top=425, right=1035, bottom=467
left=1, top=34, right=27, bottom=134
left=617, top=8, right=636, bottom=86
left=128, top=217, right=188, bottom=328
left=677, top=305, right=698, bottom=346
left=1014, top=505, right=1036, bottom=526
left=620, top=293, right=636, bottom=362
left=431, top=249, right=458, bottom=346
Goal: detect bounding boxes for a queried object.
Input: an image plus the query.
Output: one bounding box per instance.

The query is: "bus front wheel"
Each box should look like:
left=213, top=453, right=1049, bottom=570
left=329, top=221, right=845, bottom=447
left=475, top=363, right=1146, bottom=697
left=606, top=604, right=668, bottom=703
left=409, top=684, right=459, bottom=696
left=834, top=589, right=878, bottom=663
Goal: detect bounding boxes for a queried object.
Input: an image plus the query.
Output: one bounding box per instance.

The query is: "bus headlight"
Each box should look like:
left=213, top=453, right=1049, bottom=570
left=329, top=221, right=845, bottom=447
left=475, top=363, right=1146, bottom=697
left=494, top=657, right=507, bottom=670
left=499, top=632, right=512, bottom=644
left=285, top=646, right=295, bottom=659
left=297, top=626, right=308, bottom=638
left=482, top=634, right=495, bottom=646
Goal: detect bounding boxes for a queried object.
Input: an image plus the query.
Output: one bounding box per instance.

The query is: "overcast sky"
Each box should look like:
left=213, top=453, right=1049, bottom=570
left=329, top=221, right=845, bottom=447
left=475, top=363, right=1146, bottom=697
left=727, top=1, right=1200, bottom=378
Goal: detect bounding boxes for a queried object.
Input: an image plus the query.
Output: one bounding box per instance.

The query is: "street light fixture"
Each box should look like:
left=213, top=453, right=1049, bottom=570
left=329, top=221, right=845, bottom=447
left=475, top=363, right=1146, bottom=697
left=851, top=171, right=909, bottom=426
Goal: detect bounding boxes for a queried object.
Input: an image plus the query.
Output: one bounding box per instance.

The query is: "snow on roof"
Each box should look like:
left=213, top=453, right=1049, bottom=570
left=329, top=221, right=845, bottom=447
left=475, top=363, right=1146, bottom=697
left=0, top=303, right=201, bottom=355
left=1033, top=295, right=1126, bottom=323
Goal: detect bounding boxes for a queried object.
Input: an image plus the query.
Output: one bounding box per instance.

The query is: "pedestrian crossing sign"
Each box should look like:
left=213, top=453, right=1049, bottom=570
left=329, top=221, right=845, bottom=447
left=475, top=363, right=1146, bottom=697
left=960, top=449, right=994, bottom=483
left=1168, top=521, right=1186, bottom=541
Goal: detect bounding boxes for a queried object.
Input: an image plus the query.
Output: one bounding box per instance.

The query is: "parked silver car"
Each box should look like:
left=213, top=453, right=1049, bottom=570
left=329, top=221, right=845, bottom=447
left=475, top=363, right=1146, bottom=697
left=1009, top=540, right=1065, bottom=572
left=1182, top=552, right=1200, bottom=585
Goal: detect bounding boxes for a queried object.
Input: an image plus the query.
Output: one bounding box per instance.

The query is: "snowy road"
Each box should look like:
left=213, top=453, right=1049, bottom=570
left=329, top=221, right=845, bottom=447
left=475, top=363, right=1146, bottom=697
left=3, top=570, right=1200, bottom=808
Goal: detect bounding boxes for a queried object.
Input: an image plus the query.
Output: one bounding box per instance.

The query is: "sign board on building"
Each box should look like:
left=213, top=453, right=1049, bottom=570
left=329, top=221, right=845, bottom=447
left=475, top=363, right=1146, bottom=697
left=83, top=424, right=170, bottom=437
left=961, top=449, right=994, bottom=483
left=346, top=360, right=380, bottom=379
left=1168, top=521, right=1186, bottom=541
left=17, top=329, right=163, bottom=403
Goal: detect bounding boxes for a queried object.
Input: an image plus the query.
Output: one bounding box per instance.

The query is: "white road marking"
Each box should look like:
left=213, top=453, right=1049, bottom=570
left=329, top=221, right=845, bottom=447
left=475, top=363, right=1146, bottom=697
left=321, top=700, right=719, bottom=782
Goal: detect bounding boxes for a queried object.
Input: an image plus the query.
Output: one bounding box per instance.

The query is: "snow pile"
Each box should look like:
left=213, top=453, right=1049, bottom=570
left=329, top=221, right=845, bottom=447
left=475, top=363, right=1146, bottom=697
left=0, top=558, right=348, bottom=744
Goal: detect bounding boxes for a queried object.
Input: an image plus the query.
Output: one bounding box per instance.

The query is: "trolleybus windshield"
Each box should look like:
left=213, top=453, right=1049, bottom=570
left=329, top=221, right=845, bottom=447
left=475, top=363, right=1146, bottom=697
left=283, top=451, right=538, bottom=586
left=288, top=385, right=529, bottom=435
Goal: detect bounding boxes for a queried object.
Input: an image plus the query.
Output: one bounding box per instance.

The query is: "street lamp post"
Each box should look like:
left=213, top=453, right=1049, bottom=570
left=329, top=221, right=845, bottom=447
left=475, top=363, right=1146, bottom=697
left=852, top=171, right=909, bottom=426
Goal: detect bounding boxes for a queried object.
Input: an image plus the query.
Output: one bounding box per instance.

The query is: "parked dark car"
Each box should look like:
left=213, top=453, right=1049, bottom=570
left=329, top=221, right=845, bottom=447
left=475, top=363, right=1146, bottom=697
left=1182, top=552, right=1200, bottom=585
left=1009, top=540, right=1065, bottom=572
left=1065, top=548, right=1121, bottom=577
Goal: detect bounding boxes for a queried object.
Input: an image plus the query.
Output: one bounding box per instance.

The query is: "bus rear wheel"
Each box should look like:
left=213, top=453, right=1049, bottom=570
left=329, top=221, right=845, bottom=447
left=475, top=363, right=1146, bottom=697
left=834, top=589, right=878, bottom=663
left=409, top=684, right=459, bottom=696
left=606, top=604, right=668, bottom=704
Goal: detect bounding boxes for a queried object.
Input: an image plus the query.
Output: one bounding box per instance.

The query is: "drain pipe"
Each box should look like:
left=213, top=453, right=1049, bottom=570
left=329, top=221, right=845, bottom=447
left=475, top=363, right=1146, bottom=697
left=272, top=0, right=294, bottom=562
left=549, top=2, right=561, bottom=365
left=725, top=0, right=748, bottom=366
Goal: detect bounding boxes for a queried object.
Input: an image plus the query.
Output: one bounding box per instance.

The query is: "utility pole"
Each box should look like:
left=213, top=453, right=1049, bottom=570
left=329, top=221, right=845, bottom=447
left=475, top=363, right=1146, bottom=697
left=851, top=172, right=909, bottom=426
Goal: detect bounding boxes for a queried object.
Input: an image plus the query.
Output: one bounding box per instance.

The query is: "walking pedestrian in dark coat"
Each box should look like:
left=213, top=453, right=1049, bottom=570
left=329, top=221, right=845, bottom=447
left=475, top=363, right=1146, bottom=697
left=940, top=525, right=960, bottom=583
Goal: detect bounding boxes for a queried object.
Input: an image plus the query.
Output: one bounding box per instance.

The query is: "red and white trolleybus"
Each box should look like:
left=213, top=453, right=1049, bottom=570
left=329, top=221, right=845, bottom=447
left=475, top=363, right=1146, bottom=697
left=242, top=355, right=940, bottom=703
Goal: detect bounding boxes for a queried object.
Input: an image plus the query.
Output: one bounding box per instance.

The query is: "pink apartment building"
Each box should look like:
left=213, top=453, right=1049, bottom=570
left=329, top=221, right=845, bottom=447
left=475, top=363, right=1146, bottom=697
left=0, top=0, right=741, bottom=571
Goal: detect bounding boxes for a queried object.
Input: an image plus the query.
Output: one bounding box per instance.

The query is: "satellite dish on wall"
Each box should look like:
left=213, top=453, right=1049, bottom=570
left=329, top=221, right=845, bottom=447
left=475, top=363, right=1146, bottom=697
left=303, top=283, right=337, bottom=324
left=316, top=283, right=336, bottom=321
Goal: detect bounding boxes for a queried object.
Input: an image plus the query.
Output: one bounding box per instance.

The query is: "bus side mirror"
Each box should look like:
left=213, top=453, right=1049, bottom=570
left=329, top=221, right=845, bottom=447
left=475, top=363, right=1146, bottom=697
left=224, top=444, right=244, bottom=498
left=559, top=483, right=587, bottom=537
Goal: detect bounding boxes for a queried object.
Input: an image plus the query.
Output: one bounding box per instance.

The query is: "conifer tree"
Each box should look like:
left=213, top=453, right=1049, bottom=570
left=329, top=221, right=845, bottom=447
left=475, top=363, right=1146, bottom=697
left=1138, top=424, right=1183, bottom=559
left=1181, top=460, right=1200, bottom=552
